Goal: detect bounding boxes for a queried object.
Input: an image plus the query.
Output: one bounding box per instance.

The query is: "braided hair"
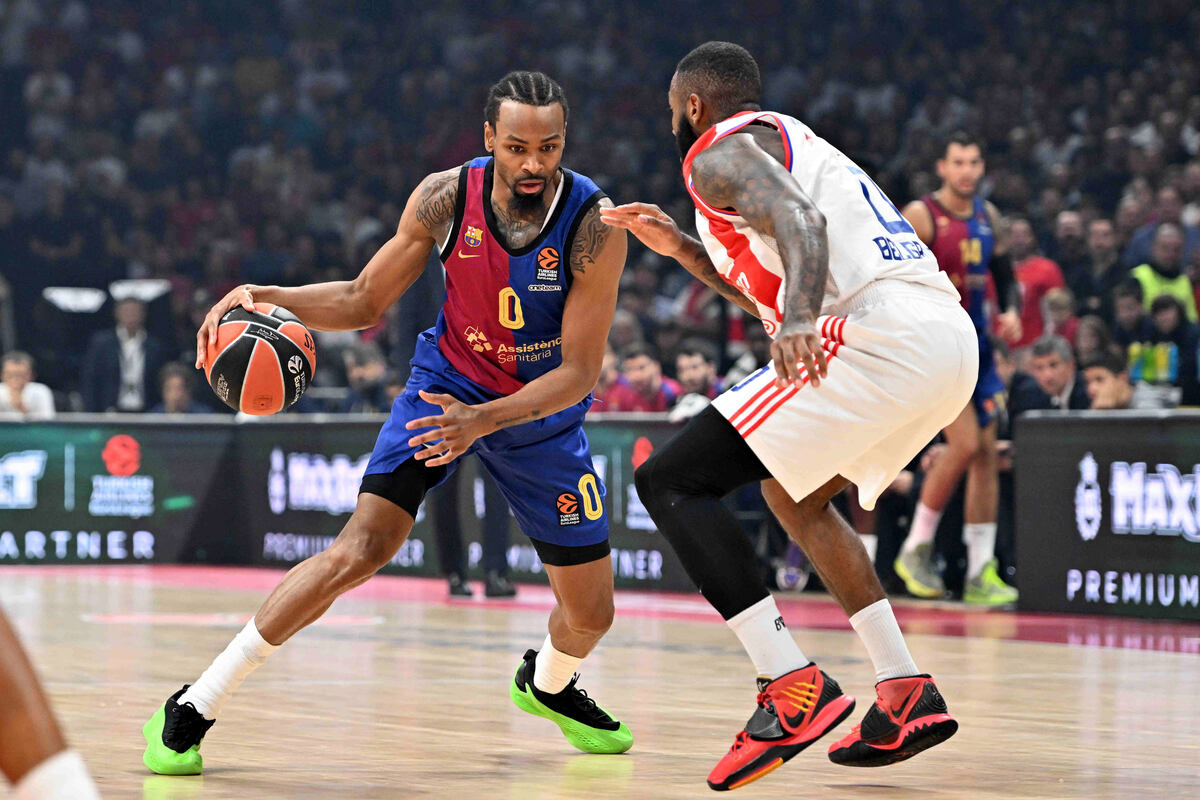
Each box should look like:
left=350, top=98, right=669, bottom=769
left=484, top=71, right=569, bottom=127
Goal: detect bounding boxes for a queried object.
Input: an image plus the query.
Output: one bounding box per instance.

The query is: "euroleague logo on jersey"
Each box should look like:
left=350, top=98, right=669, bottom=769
left=536, top=246, right=560, bottom=282
left=557, top=491, right=581, bottom=526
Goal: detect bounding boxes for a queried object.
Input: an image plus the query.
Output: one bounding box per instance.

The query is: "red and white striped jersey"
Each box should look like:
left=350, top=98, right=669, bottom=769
left=682, top=110, right=956, bottom=336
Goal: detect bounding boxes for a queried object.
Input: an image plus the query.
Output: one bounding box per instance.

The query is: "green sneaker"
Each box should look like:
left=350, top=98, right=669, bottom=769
left=510, top=649, right=633, bottom=754
left=964, top=560, right=1019, bottom=607
left=142, top=685, right=214, bottom=775
left=894, top=543, right=946, bottom=599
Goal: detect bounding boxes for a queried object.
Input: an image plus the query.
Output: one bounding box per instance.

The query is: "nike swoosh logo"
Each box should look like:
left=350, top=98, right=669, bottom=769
left=890, top=686, right=920, bottom=718
left=458, top=254, right=482, bottom=259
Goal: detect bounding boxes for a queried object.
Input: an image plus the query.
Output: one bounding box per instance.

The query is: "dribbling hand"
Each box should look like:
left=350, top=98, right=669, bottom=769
left=195, top=285, right=256, bottom=369
left=599, top=202, right=684, bottom=258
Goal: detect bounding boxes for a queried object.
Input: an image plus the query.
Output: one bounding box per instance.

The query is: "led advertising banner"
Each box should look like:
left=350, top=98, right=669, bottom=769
left=0, top=419, right=236, bottom=564
left=1015, top=411, right=1200, bottom=621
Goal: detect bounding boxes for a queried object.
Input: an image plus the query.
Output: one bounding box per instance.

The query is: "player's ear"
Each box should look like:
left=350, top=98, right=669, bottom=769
left=687, top=93, right=703, bottom=128
left=484, top=122, right=495, bottom=153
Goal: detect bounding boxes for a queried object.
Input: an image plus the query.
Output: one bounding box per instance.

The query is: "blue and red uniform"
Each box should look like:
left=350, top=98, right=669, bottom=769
left=365, top=157, right=609, bottom=549
left=922, top=194, right=1005, bottom=425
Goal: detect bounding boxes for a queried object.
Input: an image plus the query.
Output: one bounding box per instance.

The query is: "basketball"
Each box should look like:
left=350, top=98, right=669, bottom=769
left=204, top=303, right=317, bottom=415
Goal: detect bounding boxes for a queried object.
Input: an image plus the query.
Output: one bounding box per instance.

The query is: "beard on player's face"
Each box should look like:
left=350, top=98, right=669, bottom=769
left=675, top=109, right=700, bottom=161
left=506, top=171, right=548, bottom=215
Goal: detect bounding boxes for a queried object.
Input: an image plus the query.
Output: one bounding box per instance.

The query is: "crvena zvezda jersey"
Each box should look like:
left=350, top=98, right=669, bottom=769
left=921, top=194, right=995, bottom=331
left=433, top=157, right=604, bottom=395
left=681, top=110, right=956, bottom=336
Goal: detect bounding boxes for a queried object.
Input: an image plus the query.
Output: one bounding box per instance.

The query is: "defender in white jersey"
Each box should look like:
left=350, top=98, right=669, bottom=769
left=602, top=42, right=970, bottom=791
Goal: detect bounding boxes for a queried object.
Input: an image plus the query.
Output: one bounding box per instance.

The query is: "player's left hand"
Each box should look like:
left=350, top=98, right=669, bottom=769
left=405, top=390, right=488, bottom=467
left=771, top=319, right=828, bottom=388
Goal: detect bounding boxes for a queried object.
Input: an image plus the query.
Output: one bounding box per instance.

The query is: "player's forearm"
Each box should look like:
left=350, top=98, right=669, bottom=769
left=476, top=361, right=596, bottom=431
left=777, top=208, right=829, bottom=325
left=248, top=281, right=375, bottom=332
left=673, top=235, right=761, bottom=317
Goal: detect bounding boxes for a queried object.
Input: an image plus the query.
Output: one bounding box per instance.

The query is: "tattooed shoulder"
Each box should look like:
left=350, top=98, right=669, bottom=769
left=568, top=197, right=615, bottom=275
left=414, top=168, right=459, bottom=237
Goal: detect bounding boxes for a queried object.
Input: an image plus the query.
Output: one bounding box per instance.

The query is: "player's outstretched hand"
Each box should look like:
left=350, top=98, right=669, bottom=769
left=405, top=390, right=488, bottom=468
left=600, top=202, right=684, bottom=258
left=195, top=284, right=257, bottom=368
left=771, top=320, right=828, bottom=388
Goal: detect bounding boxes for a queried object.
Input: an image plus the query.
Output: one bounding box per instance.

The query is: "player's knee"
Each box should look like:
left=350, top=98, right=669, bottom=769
left=324, top=529, right=400, bottom=587
left=634, top=454, right=669, bottom=512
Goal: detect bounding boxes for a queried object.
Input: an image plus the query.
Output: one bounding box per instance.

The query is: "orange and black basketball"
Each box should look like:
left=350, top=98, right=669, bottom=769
left=204, top=303, right=317, bottom=415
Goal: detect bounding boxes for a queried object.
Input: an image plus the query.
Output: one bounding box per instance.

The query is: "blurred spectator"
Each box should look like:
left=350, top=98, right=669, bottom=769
left=1009, top=335, right=1089, bottom=418
left=0, top=350, right=54, bottom=419
left=81, top=298, right=170, bottom=412
left=1048, top=210, right=1088, bottom=278
left=1043, top=287, right=1079, bottom=344
left=674, top=338, right=725, bottom=399
left=1126, top=295, right=1200, bottom=407
left=1005, top=218, right=1065, bottom=352
left=1081, top=350, right=1169, bottom=410
left=1123, top=186, right=1200, bottom=268
left=341, top=341, right=389, bottom=413
left=1067, top=218, right=1126, bottom=323
left=1111, top=279, right=1155, bottom=349
left=1130, top=222, right=1198, bottom=321
left=1074, top=315, right=1115, bottom=364
left=149, top=363, right=209, bottom=415
left=604, top=344, right=681, bottom=413
left=591, top=344, right=627, bottom=413
left=383, top=370, right=405, bottom=406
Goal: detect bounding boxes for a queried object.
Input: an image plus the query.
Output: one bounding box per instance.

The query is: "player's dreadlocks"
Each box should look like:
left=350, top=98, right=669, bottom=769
left=484, top=71, right=569, bottom=126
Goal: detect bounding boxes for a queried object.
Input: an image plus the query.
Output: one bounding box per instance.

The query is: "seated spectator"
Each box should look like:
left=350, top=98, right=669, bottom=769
left=1067, top=218, right=1127, bottom=324
left=1009, top=334, right=1090, bottom=418
left=1043, top=287, right=1079, bottom=344
left=674, top=338, right=725, bottom=399
left=1080, top=350, right=1170, bottom=410
left=1123, top=186, right=1200, bottom=269
left=81, top=298, right=171, bottom=413
left=1111, top=279, right=1155, bottom=349
left=591, top=344, right=627, bottom=413
left=1005, top=217, right=1066, bottom=352
left=341, top=341, right=390, bottom=413
left=604, top=344, right=682, bottom=413
left=1131, top=222, right=1198, bottom=321
left=1127, top=294, right=1200, bottom=407
left=0, top=351, right=55, bottom=419
left=383, top=370, right=405, bottom=406
left=1074, top=315, right=1115, bottom=364
left=149, top=363, right=210, bottom=414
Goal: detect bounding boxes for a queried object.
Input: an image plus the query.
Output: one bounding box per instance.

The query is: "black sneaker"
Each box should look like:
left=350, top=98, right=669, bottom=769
left=142, top=685, right=216, bottom=774
left=485, top=571, right=517, bottom=597
left=509, top=649, right=633, bottom=753
left=447, top=573, right=473, bottom=597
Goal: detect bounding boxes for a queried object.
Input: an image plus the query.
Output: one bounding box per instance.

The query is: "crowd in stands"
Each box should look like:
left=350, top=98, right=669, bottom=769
left=1, top=1, right=1199, bottom=590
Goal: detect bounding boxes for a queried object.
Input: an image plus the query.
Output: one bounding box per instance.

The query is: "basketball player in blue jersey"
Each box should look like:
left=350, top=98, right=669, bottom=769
left=141, top=71, right=632, bottom=776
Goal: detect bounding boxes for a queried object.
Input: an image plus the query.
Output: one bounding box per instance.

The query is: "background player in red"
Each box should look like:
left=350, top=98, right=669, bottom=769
left=0, top=608, right=101, bottom=799
left=892, top=133, right=1023, bottom=606
left=605, top=42, right=970, bottom=791
left=142, top=71, right=631, bottom=776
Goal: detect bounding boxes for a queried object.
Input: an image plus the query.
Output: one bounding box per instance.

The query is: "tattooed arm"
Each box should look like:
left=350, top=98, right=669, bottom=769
left=689, top=133, right=830, bottom=387
left=404, top=199, right=628, bottom=467
left=197, top=169, right=455, bottom=357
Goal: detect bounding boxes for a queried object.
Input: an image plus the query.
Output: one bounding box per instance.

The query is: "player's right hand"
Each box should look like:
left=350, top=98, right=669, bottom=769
left=195, top=284, right=257, bottom=369
left=600, top=202, right=684, bottom=258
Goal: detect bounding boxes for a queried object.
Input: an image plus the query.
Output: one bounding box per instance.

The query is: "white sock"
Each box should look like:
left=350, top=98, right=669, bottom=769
left=534, top=634, right=583, bottom=694
left=963, top=522, right=998, bottom=579
left=179, top=618, right=278, bottom=719
left=849, top=599, right=919, bottom=683
left=13, top=750, right=100, bottom=800
left=858, top=532, right=878, bottom=564
left=727, top=595, right=808, bottom=679
left=902, top=503, right=941, bottom=552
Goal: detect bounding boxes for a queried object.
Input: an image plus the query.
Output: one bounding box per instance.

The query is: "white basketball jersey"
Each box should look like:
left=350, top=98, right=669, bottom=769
left=681, top=110, right=957, bottom=335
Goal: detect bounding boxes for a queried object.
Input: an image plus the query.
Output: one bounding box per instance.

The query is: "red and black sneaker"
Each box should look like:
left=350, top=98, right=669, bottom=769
left=827, top=674, right=957, bottom=767
left=707, top=664, right=855, bottom=791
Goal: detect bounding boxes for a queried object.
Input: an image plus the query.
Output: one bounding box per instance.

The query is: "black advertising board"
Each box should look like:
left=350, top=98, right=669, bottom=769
left=1015, top=411, right=1200, bottom=621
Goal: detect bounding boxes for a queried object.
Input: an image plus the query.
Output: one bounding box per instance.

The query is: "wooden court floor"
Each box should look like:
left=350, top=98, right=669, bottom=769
left=2, top=565, right=1199, bottom=800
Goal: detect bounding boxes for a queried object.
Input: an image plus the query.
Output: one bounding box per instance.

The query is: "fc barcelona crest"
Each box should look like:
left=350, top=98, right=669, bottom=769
left=464, top=225, right=483, bottom=247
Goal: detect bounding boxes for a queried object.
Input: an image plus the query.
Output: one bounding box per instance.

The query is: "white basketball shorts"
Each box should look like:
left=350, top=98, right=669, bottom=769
left=712, top=279, right=977, bottom=509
